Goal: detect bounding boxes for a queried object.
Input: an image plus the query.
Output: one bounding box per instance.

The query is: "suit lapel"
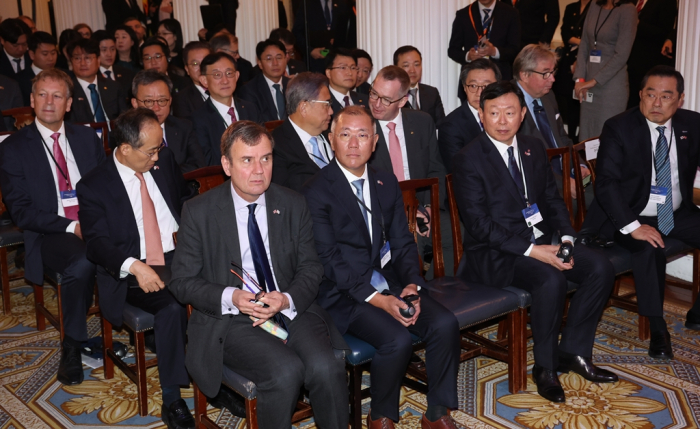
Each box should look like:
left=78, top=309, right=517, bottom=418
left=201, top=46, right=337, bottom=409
left=164, top=118, right=182, bottom=158
left=367, top=168, right=384, bottom=260
left=481, top=135, right=526, bottom=207
left=462, top=103, right=482, bottom=136
left=471, top=2, right=484, bottom=33
left=328, top=161, right=373, bottom=250
left=64, top=124, right=92, bottom=176
left=150, top=163, right=179, bottom=222
left=672, top=114, right=690, bottom=200
left=351, top=91, right=365, bottom=106
left=402, top=110, right=421, bottom=178
left=26, top=124, right=59, bottom=211
left=215, top=183, right=243, bottom=272
left=371, top=126, right=393, bottom=173
left=104, top=157, right=141, bottom=245
left=264, top=186, right=288, bottom=286
left=71, top=79, right=92, bottom=121
left=207, top=98, right=227, bottom=135
left=542, top=94, right=563, bottom=146
left=635, top=110, right=653, bottom=189
left=518, top=137, right=538, bottom=205
left=259, top=76, right=278, bottom=119
left=284, top=120, right=319, bottom=171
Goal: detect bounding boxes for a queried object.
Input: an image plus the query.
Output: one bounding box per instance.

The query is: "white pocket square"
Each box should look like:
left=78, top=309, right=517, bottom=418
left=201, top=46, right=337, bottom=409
left=555, top=113, right=560, bottom=120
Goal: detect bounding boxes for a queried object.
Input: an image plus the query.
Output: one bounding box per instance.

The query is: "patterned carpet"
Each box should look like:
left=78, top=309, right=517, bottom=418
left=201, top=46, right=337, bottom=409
left=2, top=268, right=700, bottom=428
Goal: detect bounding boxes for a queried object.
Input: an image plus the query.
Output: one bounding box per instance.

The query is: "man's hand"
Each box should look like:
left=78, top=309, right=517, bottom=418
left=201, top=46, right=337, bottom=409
left=130, top=260, right=165, bottom=293
left=416, top=206, right=431, bottom=237
left=569, top=180, right=578, bottom=200
left=568, top=37, right=581, bottom=46
left=369, top=293, right=414, bottom=327
left=310, top=47, right=326, bottom=59
left=197, top=28, right=207, bottom=41
left=631, top=224, right=665, bottom=248
left=400, top=284, right=421, bottom=325
left=575, top=79, right=597, bottom=102
left=477, top=39, right=497, bottom=57
left=467, top=47, right=485, bottom=61
left=661, top=39, right=673, bottom=59
left=529, top=244, right=574, bottom=271
left=580, top=165, right=591, bottom=179
left=234, top=291, right=289, bottom=327
left=74, top=223, right=83, bottom=240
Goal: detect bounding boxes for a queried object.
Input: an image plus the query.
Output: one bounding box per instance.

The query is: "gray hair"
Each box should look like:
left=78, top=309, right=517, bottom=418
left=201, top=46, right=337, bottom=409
left=330, top=105, right=377, bottom=134
left=131, top=69, right=173, bottom=97
left=285, top=72, right=329, bottom=115
left=513, top=44, right=558, bottom=81
left=113, top=108, right=159, bottom=148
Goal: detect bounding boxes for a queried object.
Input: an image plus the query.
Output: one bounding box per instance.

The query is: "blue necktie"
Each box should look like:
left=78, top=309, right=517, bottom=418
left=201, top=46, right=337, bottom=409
left=482, top=9, right=492, bottom=37
left=323, top=0, right=332, bottom=29
left=351, top=179, right=389, bottom=292
left=272, top=83, right=286, bottom=120
left=104, top=70, right=112, bottom=80
left=88, top=83, right=107, bottom=122
left=247, top=204, right=277, bottom=293
left=309, top=137, right=328, bottom=168
left=532, top=99, right=562, bottom=175
left=507, top=146, right=526, bottom=203
left=654, top=126, right=674, bottom=235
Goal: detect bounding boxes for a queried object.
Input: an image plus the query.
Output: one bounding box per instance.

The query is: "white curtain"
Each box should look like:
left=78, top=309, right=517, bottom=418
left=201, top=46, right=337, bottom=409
left=173, top=0, right=208, bottom=45
left=53, top=0, right=106, bottom=36
left=677, top=0, right=700, bottom=112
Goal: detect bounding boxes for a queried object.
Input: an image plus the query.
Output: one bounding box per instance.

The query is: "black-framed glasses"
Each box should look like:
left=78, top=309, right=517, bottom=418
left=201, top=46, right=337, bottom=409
left=530, top=69, right=557, bottom=79
left=134, top=97, right=170, bottom=108
left=368, top=88, right=405, bottom=106
left=135, top=142, right=165, bottom=158
left=465, top=83, right=491, bottom=93
left=202, top=70, right=237, bottom=80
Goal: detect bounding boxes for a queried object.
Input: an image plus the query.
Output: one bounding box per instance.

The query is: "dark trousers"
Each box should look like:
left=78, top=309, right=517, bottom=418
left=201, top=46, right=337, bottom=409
left=41, top=233, right=96, bottom=342
left=510, top=244, right=614, bottom=370
left=614, top=206, right=700, bottom=318
left=346, top=289, right=460, bottom=421
left=223, top=310, right=348, bottom=429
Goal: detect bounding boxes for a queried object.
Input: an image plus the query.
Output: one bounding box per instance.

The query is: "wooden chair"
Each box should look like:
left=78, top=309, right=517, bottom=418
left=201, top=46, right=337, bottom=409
left=264, top=120, right=284, bottom=132
left=571, top=137, right=601, bottom=230
left=183, top=166, right=226, bottom=193
left=546, top=146, right=574, bottom=226
left=78, top=122, right=111, bottom=155
left=0, top=180, right=24, bottom=315
left=1, top=107, right=34, bottom=129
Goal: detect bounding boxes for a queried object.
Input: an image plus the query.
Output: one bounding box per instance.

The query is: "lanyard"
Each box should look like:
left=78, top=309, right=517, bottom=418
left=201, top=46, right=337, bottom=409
left=40, top=134, right=72, bottom=190
left=593, top=5, right=614, bottom=47
left=354, top=180, right=387, bottom=245
left=651, top=126, right=674, bottom=178
left=468, top=4, right=492, bottom=41
left=514, top=144, right=530, bottom=206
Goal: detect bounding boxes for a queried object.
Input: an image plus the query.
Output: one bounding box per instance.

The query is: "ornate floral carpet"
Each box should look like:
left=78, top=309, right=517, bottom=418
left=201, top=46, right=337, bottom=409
left=1, top=270, right=699, bottom=428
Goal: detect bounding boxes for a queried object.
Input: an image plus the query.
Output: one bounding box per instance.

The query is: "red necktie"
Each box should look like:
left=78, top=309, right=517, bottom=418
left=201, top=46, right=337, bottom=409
left=51, top=133, right=79, bottom=221
left=343, top=95, right=350, bottom=107
left=636, top=0, right=644, bottom=12
left=135, top=172, right=165, bottom=265
left=387, top=122, right=405, bottom=181
left=228, top=107, right=237, bottom=123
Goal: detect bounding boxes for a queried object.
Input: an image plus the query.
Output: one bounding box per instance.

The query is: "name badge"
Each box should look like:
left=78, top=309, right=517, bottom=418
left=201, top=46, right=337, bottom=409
left=380, top=241, right=391, bottom=268
left=61, top=190, right=79, bottom=207
left=649, top=186, right=668, bottom=204
left=589, top=49, right=602, bottom=63
left=522, top=203, right=543, bottom=227
left=585, top=91, right=594, bottom=103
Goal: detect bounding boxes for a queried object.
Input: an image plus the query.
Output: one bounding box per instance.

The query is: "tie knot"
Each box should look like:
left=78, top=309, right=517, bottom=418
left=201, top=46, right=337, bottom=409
left=387, top=122, right=396, bottom=131
left=352, top=179, right=364, bottom=194
left=309, top=136, right=318, bottom=145
left=409, top=88, right=417, bottom=95
left=228, top=107, right=236, bottom=117
left=272, top=83, right=281, bottom=91
left=134, top=171, right=145, bottom=182
left=507, top=146, right=515, bottom=157
left=50, top=132, right=60, bottom=143
left=248, top=203, right=257, bottom=215
left=656, top=126, right=666, bottom=134
left=532, top=99, right=542, bottom=109
left=88, top=83, right=96, bottom=90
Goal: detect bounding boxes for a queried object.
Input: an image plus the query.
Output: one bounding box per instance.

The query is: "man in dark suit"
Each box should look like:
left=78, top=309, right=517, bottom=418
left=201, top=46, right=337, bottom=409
left=394, top=46, right=446, bottom=126
left=0, top=69, right=105, bottom=386
left=292, top=0, right=353, bottom=73
left=0, top=74, right=23, bottom=131
left=16, top=31, right=58, bottom=106
left=141, top=38, right=192, bottom=95
left=0, top=18, right=32, bottom=79
left=581, top=66, right=700, bottom=357
left=209, top=33, right=254, bottom=86
left=448, top=0, right=521, bottom=86
left=354, top=49, right=373, bottom=95
left=93, top=31, right=135, bottom=101
left=438, top=59, right=500, bottom=171
left=208, top=0, right=239, bottom=35
left=193, top=52, right=261, bottom=165
left=77, top=108, right=196, bottom=429
left=270, top=27, right=307, bottom=76
left=130, top=70, right=205, bottom=172
left=503, top=0, right=559, bottom=47
left=302, top=106, right=460, bottom=429
left=325, top=48, right=366, bottom=115
left=237, top=40, right=290, bottom=123
left=169, top=120, right=349, bottom=429
left=102, top=0, right=147, bottom=34
left=65, top=38, right=127, bottom=124
left=452, top=81, right=616, bottom=403
left=272, top=72, right=334, bottom=192
left=172, top=41, right=211, bottom=121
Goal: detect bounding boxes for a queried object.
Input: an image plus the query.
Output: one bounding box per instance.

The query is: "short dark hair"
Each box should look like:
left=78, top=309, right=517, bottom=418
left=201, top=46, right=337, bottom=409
left=353, top=49, right=373, bottom=66
left=209, top=33, right=236, bottom=53
left=0, top=18, right=31, bottom=44
left=331, top=105, right=376, bottom=134
left=460, top=58, right=502, bottom=86
left=66, top=37, right=100, bottom=58
left=269, top=28, right=295, bottom=46
left=132, top=69, right=173, bottom=96
left=255, top=39, right=286, bottom=60
left=73, top=23, right=93, bottom=37
left=325, top=48, right=357, bottom=70
left=480, top=81, right=526, bottom=110
left=91, top=30, right=115, bottom=45
left=113, top=25, right=139, bottom=61
left=641, top=65, right=684, bottom=95
left=141, top=37, right=170, bottom=60
left=375, top=66, right=411, bottom=96
left=286, top=72, right=329, bottom=114
left=200, top=52, right=237, bottom=75
left=393, top=45, right=421, bottom=66
left=182, top=41, right=211, bottom=64
left=28, top=31, right=57, bottom=52
left=158, top=18, right=184, bottom=54
left=113, top=108, right=160, bottom=149
left=221, top=120, right=274, bottom=162
left=32, top=68, right=74, bottom=98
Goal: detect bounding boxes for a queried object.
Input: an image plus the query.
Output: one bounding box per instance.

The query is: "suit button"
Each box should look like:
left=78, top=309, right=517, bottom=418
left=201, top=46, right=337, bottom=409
left=219, top=338, right=223, bottom=344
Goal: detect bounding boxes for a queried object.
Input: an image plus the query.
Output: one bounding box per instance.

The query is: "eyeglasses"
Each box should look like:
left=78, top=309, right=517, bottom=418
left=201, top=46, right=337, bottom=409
left=142, top=53, right=165, bottom=62
left=465, top=83, right=492, bottom=93
left=369, top=88, right=405, bottom=106
left=72, top=55, right=96, bottom=63
left=262, top=54, right=285, bottom=62
left=135, top=142, right=165, bottom=158
left=187, top=61, right=201, bottom=68
left=157, top=31, right=173, bottom=37
left=11, top=42, right=28, bottom=48
left=334, top=131, right=375, bottom=143
left=285, top=49, right=295, bottom=58
left=203, top=70, right=237, bottom=80
left=529, top=69, right=557, bottom=79
left=307, top=99, right=332, bottom=108
left=135, top=97, right=171, bottom=108
left=643, top=93, right=676, bottom=103
left=329, top=65, right=358, bottom=72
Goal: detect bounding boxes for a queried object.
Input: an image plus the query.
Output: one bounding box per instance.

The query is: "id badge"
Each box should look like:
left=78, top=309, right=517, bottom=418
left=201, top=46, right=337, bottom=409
left=522, top=203, right=543, bottom=227
left=589, top=49, right=602, bottom=63
left=585, top=92, right=594, bottom=103
left=380, top=241, right=391, bottom=268
left=61, top=190, right=79, bottom=207
left=649, top=186, right=668, bottom=204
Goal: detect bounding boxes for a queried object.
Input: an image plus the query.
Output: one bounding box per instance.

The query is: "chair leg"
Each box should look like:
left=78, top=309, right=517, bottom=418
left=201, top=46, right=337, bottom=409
left=508, top=308, right=527, bottom=393
left=496, top=319, right=508, bottom=341
left=1, top=248, right=11, bottom=315
left=638, top=315, right=650, bottom=341
left=608, top=277, right=623, bottom=307
left=56, top=283, right=64, bottom=341
left=33, top=283, right=46, bottom=332
left=134, top=331, right=149, bottom=417
left=245, top=398, right=258, bottom=429
left=192, top=380, right=207, bottom=428
left=348, top=365, right=362, bottom=429
left=102, top=317, right=114, bottom=379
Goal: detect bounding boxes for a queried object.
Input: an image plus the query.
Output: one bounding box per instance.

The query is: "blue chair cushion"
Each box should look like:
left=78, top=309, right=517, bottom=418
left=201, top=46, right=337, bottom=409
left=344, top=332, right=422, bottom=366
left=122, top=302, right=154, bottom=332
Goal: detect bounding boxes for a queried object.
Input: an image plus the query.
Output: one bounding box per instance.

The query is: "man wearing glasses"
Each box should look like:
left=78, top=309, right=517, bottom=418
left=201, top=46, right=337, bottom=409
left=131, top=70, right=205, bottom=173
left=77, top=108, right=197, bottom=429
left=65, top=38, right=127, bottom=124
left=140, top=37, right=192, bottom=95
left=324, top=48, right=366, bottom=116
left=209, top=33, right=253, bottom=86
left=172, top=41, right=211, bottom=121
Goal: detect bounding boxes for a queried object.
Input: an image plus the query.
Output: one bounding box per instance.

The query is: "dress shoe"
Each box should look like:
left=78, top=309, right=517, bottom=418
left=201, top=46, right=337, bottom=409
left=366, top=410, right=395, bottom=429
left=410, top=352, right=426, bottom=370
left=57, top=342, right=84, bottom=385
left=557, top=355, right=618, bottom=383
left=685, top=310, right=700, bottom=331
left=161, top=398, right=195, bottom=429
left=421, top=414, right=459, bottom=429
left=207, top=385, right=246, bottom=418
left=648, top=331, right=673, bottom=360
left=532, top=365, right=565, bottom=403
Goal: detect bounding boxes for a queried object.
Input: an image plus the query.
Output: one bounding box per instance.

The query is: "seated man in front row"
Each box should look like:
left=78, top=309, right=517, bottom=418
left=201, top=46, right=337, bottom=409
left=302, top=106, right=461, bottom=429
left=169, top=121, right=349, bottom=429
left=451, top=82, right=617, bottom=403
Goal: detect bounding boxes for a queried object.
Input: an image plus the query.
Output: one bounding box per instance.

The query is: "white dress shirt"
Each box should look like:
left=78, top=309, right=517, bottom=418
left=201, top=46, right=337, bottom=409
left=263, top=74, right=284, bottom=118
left=210, top=96, right=239, bottom=128
left=621, top=118, right=682, bottom=234
left=115, top=151, right=178, bottom=277
left=36, top=120, right=81, bottom=234
left=220, top=187, right=297, bottom=319
left=329, top=85, right=354, bottom=107
left=76, top=76, right=109, bottom=120
left=100, top=65, right=116, bottom=80
left=289, top=117, right=332, bottom=164
left=378, top=112, right=411, bottom=180
left=5, top=50, right=24, bottom=73
left=31, top=63, right=43, bottom=76
left=408, top=84, right=421, bottom=109
left=467, top=103, right=482, bottom=130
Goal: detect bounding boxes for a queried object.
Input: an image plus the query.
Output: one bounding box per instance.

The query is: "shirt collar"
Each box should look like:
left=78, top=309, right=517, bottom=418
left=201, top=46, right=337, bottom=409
left=288, top=116, right=315, bottom=146
left=230, top=183, right=267, bottom=212
left=210, top=96, right=234, bottom=119
left=645, top=117, right=672, bottom=136
left=487, top=132, right=519, bottom=158
left=517, top=81, right=539, bottom=109
left=76, top=76, right=98, bottom=90
left=31, top=63, right=43, bottom=75
left=467, top=102, right=480, bottom=119
left=329, top=85, right=350, bottom=104
left=113, top=149, right=140, bottom=182
left=335, top=158, right=369, bottom=188
left=377, top=109, right=404, bottom=130
left=263, top=74, right=283, bottom=90
left=195, top=84, right=208, bottom=98
left=4, top=49, right=21, bottom=63
left=100, top=65, right=114, bottom=74
left=35, top=119, right=66, bottom=143
left=478, top=0, right=496, bottom=14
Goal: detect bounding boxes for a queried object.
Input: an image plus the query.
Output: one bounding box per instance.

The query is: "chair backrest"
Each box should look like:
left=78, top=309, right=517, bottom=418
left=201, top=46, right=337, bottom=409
left=546, top=147, right=574, bottom=227
left=571, top=136, right=599, bottom=230
left=265, top=120, right=284, bottom=132
left=0, top=131, right=15, bottom=215
left=78, top=121, right=111, bottom=155
left=183, top=165, right=226, bottom=194
left=1, top=107, right=35, bottom=130
left=398, top=178, right=444, bottom=278
left=445, top=174, right=463, bottom=270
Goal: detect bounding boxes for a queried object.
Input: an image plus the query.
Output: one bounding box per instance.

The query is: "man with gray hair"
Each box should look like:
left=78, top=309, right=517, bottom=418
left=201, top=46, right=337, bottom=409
left=271, top=71, right=335, bottom=192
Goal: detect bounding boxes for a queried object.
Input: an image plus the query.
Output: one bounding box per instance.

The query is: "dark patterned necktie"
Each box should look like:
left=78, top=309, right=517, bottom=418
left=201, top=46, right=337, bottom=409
left=654, top=126, right=674, bottom=235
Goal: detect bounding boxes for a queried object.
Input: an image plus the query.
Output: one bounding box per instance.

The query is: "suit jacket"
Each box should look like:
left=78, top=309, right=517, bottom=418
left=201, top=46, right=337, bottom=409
left=169, top=72, right=193, bottom=95
left=169, top=181, right=345, bottom=397
left=66, top=74, right=128, bottom=124
left=249, top=59, right=307, bottom=80
left=517, top=89, right=573, bottom=151
left=582, top=107, right=700, bottom=239
left=192, top=97, right=261, bottom=165
left=0, top=49, right=32, bottom=79
left=77, top=148, right=193, bottom=326
left=164, top=116, right=206, bottom=172
left=356, top=82, right=371, bottom=96
left=292, top=0, right=353, bottom=72
left=302, top=160, right=424, bottom=333
left=0, top=74, right=23, bottom=131
left=16, top=66, right=36, bottom=107
left=329, top=89, right=366, bottom=116
left=452, top=133, right=575, bottom=287
left=107, top=64, right=136, bottom=99
left=235, top=57, right=254, bottom=87
left=627, top=0, right=677, bottom=75
left=0, top=122, right=106, bottom=284
left=447, top=1, right=521, bottom=80
left=102, top=0, right=147, bottom=33
left=406, top=83, right=446, bottom=127
left=236, top=74, right=291, bottom=123
left=437, top=102, right=483, bottom=173
left=503, top=0, right=560, bottom=47
left=271, top=118, right=332, bottom=192
left=172, top=83, right=207, bottom=121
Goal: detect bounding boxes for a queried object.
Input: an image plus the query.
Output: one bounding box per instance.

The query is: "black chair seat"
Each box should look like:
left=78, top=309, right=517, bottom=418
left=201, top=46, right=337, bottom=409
left=122, top=302, right=154, bottom=332
left=0, top=222, right=23, bottom=247
left=344, top=332, right=422, bottom=366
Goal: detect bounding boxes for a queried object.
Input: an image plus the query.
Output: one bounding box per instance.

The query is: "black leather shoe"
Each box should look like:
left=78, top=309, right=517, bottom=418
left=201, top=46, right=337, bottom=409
left=685, top=310, right=700, bottom=331
left=161, top=398, right=195, bottom=429
left=410, top=352, right=426, bottom=370
left=557, top=355, right=618, bottom=383
left=57, top=341, right=84, bottom=385
left=532, top=365, right=565, bottom=403
left=207, top=385, right=246, bottom=418
left=648, top=330, right=673, bottom=360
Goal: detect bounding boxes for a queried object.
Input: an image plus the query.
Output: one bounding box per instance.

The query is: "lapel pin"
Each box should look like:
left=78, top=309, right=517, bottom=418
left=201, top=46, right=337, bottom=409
left=273, top=209, right=280, bottom=214
left=117, top=74, right=122, bottom=78
left=680, top=136, right=687, bottom=140
left=78, top=97, right=85, bottom=101
left=524, top=149, right=531, bottom=156
left=377, top=180, right=383, bottom=185
left=153, top=165, right=160, bottom=170
left=103, top=87, right=107, bottom=90
left=410, top=131, right=414, bottom=135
